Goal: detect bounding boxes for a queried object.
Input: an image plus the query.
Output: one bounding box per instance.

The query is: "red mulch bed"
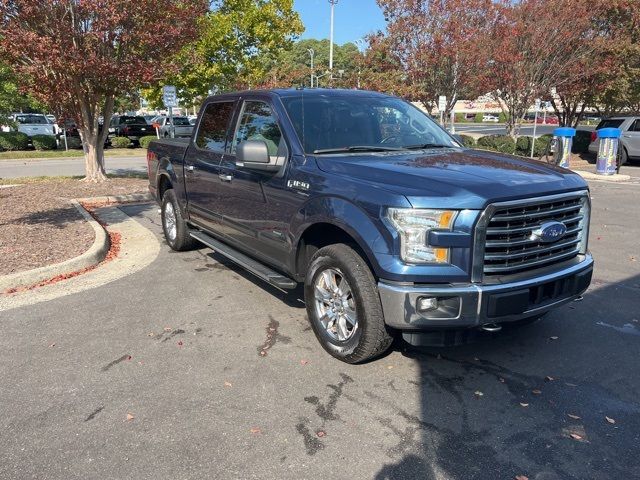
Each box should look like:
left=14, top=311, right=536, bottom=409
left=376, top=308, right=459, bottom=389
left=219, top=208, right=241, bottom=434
left=0, top=178, right=147, bottom=276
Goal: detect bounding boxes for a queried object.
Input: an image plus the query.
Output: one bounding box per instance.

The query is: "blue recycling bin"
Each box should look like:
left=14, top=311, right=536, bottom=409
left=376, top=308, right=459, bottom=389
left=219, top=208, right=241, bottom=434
left=596, top=127, right=621, bottom=175
left=553, top=127, right=576, bottom=168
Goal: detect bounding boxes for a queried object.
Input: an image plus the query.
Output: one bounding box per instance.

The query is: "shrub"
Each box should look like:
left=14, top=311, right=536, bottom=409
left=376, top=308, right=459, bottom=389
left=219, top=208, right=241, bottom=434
left=454, top=112, right=466, bottom=123
left=0, top=131, right=29, bottom=151
left=498, top=112, right=510, bottom=123
left=515, top=136, right=533, bottom=156
left=474, top=113, right=483, bottom=123
left=534, top=134, right=553, bottom=157
left=476, top=134, right=516, bottom=154
left=139, top=135, right=158, bottom=149
left=457, top=134, right=476, bottom=148
left=111, top=136, right=131, bottom=148
left=572, top=130, right=592, bottom=154
left=31, top=134, right=57, bottom=151
left=64, top=136, right=83, bottom=149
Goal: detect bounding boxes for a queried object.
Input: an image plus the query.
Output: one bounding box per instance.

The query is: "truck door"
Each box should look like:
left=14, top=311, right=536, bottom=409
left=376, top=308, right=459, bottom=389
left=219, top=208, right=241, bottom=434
left=215, top=97, right=294, bottom=270
left=184, top=100, right=237, bottom=235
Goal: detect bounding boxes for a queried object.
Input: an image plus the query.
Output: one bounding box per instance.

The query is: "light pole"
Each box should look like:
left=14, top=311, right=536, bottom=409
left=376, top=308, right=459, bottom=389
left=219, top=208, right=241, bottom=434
left=307, top=48, right=315, bottom=88
left=329, top=0, right=338, bottom=73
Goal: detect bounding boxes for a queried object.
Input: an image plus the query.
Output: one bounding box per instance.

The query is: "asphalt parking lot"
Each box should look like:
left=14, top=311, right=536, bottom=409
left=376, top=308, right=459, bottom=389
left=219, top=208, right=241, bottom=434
left=1, top=180, right=639, bottom=480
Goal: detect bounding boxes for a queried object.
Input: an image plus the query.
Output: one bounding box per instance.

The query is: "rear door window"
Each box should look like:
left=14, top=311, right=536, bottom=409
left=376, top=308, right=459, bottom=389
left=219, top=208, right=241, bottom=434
left=195, top=101, right=235, bottom=152
left=630, top=119, right=640, bottom=132
left=596, top=119, right=624, bottom=129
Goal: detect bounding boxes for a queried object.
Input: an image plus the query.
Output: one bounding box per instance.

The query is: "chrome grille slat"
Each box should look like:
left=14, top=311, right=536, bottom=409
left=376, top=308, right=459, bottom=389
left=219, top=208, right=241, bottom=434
left=484, top=249, right=581, bottom=273
left=485, top=226, right=582, bottom=247
left=491, top=203, right=583, bottom=221
left=484, top=238, right=581, bottom=261
left=482, top=193, right=588, bottom=277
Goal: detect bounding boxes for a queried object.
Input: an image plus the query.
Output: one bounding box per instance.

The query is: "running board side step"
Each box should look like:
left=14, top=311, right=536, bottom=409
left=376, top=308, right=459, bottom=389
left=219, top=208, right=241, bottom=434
left=190, top=230, right=297, bottom=290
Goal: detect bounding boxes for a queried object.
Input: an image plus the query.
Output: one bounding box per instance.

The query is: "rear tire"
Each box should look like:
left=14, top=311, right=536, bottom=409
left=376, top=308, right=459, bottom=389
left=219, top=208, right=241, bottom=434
left=161, top=189, right=197, bottom=251
left=304, top=244, right=393, bottom=363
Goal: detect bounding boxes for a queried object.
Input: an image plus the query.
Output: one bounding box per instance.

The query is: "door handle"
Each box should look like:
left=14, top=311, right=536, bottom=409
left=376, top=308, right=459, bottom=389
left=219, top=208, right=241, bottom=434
left=219, top=173, right=233, bottom=182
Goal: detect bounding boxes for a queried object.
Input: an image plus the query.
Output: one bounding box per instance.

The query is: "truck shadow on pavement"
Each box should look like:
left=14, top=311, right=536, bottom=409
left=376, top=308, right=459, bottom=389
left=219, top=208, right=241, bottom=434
left=373, top=273, right=640, bottom=480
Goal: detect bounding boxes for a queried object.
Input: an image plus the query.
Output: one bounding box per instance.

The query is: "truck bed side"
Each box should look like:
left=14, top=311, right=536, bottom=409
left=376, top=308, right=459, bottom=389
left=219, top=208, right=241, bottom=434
left=147, top=138, right=190, bottom=209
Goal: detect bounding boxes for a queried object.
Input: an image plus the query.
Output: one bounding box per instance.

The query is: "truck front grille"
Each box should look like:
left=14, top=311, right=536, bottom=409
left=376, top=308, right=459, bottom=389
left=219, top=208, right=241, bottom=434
left=481, top=193, right=589, bottom=277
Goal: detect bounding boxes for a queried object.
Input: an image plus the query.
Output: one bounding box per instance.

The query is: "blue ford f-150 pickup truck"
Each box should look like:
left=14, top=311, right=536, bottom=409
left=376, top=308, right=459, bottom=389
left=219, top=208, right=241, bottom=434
left=147, top=88, right=593, bottom=363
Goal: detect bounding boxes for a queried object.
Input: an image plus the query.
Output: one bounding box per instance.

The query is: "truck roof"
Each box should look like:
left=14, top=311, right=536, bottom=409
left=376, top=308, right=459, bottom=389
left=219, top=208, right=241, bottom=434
left=204, top=88, right=393, bottom=103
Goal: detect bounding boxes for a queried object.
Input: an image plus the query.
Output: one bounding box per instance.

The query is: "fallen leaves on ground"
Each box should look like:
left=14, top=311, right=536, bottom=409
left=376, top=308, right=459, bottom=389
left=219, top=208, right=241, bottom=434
left=545, top=376, right=555, bottom=382
left=224, top=381, right=232, bottom=388
left=520, top=403, right=529, bottom=407
left=550, top=336, right=559, bottom=340
left=126, top=413, right=134, bottom=421
left=532, top=389, right=542, bottom=395
left=499, top=377, right=505, bottom=383
left=300, top=359, right=309, bottom=366
left=605, top=416, right=616, bottom=424
left=177, top=340, right=183, bottom=347
left=515, top=475, right=529, bottom=480
left=250, top=427, right=262, bottom=435
left=570, top=433, right=583, bottom=440
left=474, top=391, right=484, bottom=397
left=48, top=343, right=56, bottom=348
left=163, top=327, right=172, bottom=332
left=567, top=414, right=581, bottom=420
left=316, top=430, right=326, bottom=437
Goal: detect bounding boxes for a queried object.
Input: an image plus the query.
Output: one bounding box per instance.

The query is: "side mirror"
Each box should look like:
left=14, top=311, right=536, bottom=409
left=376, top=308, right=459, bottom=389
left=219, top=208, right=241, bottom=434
left=236, top=140, right=280, bottom=172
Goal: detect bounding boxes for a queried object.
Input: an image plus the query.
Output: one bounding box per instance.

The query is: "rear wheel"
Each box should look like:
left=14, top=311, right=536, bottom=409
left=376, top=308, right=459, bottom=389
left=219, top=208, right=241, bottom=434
left=161, top=189, right=197, bottom=251
left=304, top=244, right=393, bottom=363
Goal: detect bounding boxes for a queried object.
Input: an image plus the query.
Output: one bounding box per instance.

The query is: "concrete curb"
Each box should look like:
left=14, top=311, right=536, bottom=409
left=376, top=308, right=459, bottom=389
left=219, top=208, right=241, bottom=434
left=0, top=200, right=109, bottom=292
left=0, top=193, right=153, bottom=292
left=574, top=170, right=632, bottom=183
left=76, top=192, right=154, bottom=204
left=0, top=204, right=161, bottom=311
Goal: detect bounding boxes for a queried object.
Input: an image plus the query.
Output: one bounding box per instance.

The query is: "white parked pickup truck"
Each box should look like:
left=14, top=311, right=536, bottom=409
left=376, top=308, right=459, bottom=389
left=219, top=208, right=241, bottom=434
left=11, top=113, right=56, bottom=138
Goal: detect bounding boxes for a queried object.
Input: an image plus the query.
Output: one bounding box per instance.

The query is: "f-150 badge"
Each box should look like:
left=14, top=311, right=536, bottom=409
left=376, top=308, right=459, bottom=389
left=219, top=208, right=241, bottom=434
left=287, top=180, right=310, bottom=191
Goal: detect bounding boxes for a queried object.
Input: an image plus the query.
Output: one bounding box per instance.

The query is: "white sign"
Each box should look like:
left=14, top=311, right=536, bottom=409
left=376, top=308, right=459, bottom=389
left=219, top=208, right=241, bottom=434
left=438, top=95, right=447, bottom=111
left=545, top=101, right=552, bottom=109
left=163, top=85, right=177, bottom=108
left=534, top=98, right=541, bottom=110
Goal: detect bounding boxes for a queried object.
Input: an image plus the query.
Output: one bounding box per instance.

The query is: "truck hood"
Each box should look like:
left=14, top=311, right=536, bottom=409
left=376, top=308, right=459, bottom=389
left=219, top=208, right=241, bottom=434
left=313, top=148, right=587, bottom=209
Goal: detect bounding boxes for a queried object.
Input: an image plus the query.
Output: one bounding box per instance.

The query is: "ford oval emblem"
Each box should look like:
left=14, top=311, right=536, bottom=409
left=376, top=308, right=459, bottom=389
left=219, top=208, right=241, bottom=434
left=531, top=221, right=567, bottom=243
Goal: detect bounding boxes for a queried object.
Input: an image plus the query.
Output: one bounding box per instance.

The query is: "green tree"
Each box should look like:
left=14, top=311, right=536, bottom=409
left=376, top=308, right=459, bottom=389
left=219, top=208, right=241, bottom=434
left=0, top=62, right=45, bottom=124
left=144, top=0, right=303, bottom=109
left=261, top=38, right=362, bottom=89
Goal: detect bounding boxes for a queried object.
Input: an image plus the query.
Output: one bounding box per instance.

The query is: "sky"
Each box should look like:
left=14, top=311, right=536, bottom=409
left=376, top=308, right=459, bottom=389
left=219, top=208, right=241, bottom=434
left=293, top=0, right=387, bottom=45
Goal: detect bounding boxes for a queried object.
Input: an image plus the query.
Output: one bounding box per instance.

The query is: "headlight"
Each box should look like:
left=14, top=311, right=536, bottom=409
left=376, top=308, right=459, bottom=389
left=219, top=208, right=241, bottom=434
left=387, top=208, right=457, bottom=264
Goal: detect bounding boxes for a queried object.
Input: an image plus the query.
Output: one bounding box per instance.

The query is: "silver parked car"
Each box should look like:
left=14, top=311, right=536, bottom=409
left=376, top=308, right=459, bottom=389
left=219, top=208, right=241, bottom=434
left=588, top=116, right=640, bottom=165
left=153, top=116, right=194, bottom=138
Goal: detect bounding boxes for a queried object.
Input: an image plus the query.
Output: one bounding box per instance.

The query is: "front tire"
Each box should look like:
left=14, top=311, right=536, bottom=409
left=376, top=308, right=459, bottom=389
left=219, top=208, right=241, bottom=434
left=304, top=244, right=393, bottom=363
left=161, top=189, right=196, bottom=251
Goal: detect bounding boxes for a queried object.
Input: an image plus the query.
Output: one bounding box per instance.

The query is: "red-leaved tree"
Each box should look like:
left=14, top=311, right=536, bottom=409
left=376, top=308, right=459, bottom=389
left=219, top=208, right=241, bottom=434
left=375, top=0, right=493, bottom=120
left=0, top=0, right=206, bottom=182
left=485, top=0, right=607, bottom=136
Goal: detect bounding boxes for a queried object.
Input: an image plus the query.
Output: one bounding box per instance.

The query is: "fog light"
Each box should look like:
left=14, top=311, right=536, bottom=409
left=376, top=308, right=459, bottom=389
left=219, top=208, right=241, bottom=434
left=417, top=297, right=438, bottom=312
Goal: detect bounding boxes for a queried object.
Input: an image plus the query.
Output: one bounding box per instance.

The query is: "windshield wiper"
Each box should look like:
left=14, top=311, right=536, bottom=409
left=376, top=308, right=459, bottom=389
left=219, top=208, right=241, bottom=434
left=313, top=145, right=403, bottom=154
left=402, top=143, right=454, bottom=150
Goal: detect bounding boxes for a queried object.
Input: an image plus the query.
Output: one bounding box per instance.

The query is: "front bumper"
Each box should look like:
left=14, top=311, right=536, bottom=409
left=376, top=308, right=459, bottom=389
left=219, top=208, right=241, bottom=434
left=378, top=254, right=593, bottom=330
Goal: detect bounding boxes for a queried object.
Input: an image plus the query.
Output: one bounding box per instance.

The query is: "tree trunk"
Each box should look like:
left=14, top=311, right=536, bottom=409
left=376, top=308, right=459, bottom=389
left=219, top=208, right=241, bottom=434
left=80, top=95, right=114, bottom=183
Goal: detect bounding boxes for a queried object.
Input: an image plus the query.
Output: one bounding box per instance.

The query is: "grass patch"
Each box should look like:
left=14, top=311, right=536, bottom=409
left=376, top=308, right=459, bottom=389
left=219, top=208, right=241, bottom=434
left=0, top=148, right=145, bottom=160
left=0, top=172, right=148, bottom=185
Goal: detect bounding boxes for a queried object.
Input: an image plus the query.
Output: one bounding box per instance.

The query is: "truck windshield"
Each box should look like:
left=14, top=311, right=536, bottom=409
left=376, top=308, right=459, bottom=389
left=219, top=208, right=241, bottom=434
left=15, top=115, right=48, bottom=125
left=281, top=94, right=459, bottom=154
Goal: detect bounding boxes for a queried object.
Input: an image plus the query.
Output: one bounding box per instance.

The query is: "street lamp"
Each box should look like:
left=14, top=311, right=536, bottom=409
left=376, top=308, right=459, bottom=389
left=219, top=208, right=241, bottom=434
left=307, top=48, right=315, bottom=88
left=328, top=0, right=338, bottom=73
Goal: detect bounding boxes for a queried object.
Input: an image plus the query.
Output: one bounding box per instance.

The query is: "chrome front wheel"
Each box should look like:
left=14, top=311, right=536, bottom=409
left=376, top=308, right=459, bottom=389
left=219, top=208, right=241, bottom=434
left=313, top=267, right=358, bottom=342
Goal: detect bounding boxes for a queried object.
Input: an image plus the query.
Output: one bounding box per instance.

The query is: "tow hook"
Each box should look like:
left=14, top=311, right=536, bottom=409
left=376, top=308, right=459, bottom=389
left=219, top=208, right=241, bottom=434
left=480, top=323, right=502, bottom=333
